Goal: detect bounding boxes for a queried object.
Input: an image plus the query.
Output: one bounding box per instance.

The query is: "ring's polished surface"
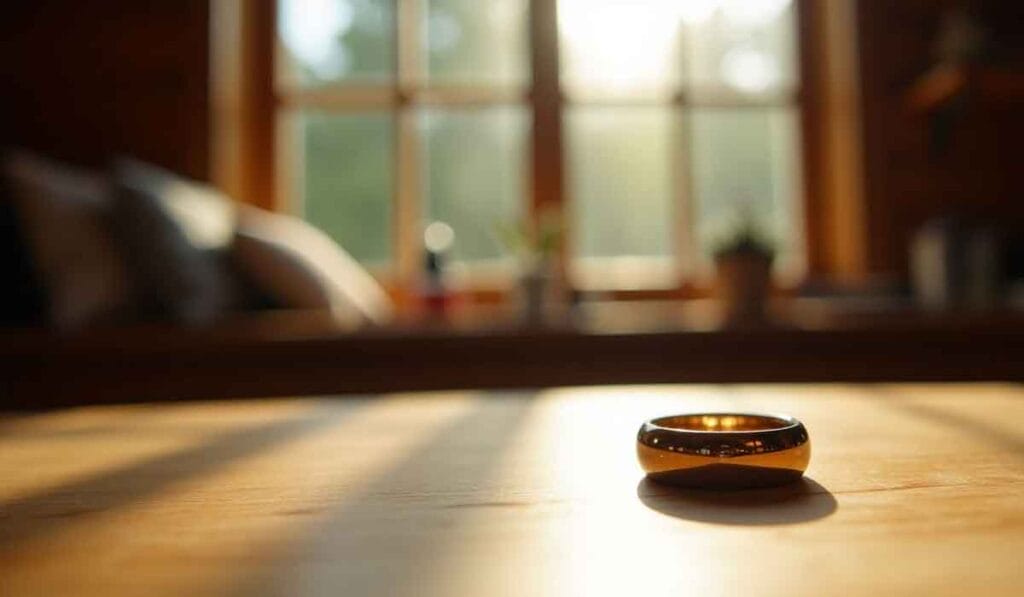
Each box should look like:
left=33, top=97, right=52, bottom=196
left=637, top=413, right=810, bottom=489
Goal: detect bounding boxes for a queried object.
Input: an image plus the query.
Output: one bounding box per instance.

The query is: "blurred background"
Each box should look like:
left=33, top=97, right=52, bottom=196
left=2, top=0, right=1024, bottom=338
left=4, top=6, right=1024, bottom=594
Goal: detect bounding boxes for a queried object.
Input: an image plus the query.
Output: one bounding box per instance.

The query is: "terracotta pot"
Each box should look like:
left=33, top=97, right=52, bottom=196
left=715, top=250, right=773, bottom=324
left=515, top=259, right=566, bottom=327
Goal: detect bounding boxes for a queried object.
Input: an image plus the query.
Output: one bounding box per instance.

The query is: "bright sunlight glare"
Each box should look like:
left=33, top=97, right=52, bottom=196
left=559, top=0, right=681, bottom=92
left=559, top=0, right=791, bottom=93
left=280, top=0, right=355, bottom=79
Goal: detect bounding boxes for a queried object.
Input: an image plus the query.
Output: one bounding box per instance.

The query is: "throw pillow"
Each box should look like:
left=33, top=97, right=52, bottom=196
left=3, top=151, right=132, bottom=329
left=231, top=205, right=393, bottom=328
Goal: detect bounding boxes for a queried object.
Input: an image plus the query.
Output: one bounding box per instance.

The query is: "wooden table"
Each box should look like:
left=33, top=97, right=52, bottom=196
left=2, top=384, right=1023, bottom=595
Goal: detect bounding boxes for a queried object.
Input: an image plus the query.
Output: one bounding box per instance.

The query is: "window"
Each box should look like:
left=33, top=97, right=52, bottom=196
left=275, top=0, right=804, bottom=290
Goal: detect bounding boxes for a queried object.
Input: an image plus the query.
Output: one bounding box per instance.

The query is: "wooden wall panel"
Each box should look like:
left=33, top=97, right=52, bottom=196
left=0, top=1, right=210, bottom=180
left=855, top=0, right=1024, bottom=276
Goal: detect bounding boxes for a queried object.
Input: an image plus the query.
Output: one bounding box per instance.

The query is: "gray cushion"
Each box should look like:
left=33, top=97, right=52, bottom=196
left=3, top=151, right=132, bottom=329
left=110, top=158, right=238, bottom=324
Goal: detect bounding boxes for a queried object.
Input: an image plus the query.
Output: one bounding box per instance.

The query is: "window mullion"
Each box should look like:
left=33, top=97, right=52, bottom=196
left=528, top=0, right=565, bottom=265
left=394, top=0, right=424, bottom=286
left=672, top=96, right=698, bottom=283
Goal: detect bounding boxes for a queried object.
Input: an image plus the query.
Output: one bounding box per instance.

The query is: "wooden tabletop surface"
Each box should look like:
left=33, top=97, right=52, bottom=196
left=2, top=384, right=1023, bottom=595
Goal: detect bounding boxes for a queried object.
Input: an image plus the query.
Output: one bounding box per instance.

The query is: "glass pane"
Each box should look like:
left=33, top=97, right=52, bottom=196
left=420, top=107, right=527, bottom=262
left=568, top=107, right=675, bottom=259
left=683, top=0, right=797, bottom=96
left=425, top=0, right=528, bottom=86
left=559, top=0, right=682, bottom=96
left=277, top=0, right=394, bottom=87
left=690, top=107, right=802, bottom=268
left=298, top=112, right=393, bottom=264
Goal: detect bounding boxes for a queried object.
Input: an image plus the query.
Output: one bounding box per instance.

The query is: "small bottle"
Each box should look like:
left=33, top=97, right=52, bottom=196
left=420, top=221, right=454, bottom=318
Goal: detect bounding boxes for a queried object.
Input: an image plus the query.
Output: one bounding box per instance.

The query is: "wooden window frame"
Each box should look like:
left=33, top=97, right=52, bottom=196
left=213, top=0, right=833, bottom=301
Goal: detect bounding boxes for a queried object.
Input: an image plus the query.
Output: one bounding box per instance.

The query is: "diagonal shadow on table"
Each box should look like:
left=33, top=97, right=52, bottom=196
left=870, top=389, right=1024, bottom=456
left=636, top=477, right=838, bottom=525
left=0, top=400, right=354, bottom=549
left=233, top=392, right=537, bottom=597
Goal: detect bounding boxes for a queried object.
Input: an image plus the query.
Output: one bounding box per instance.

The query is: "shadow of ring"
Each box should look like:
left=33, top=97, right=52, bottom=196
left=637, top=476, right=838, bottom=526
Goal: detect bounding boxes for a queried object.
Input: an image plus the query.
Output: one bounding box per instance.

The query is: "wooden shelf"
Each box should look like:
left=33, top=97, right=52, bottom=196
left=5, top=302, right=1024, bottom=408
left=906, top=64, right=1024, bottom=112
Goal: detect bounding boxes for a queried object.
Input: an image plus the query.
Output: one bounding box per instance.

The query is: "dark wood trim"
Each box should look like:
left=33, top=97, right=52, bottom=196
left=853, top=0, right=888, bottom=276
left=802, top=0, right=870, bottom=281
left=796, top=0, right=826, bottom=276
left=528, top=0, right=565, bottom=222
left=244, top=0, right=277, bottom=210
left=4, top=311, right=1024, bottom=408
left=210, top=0, right=276, bottom=209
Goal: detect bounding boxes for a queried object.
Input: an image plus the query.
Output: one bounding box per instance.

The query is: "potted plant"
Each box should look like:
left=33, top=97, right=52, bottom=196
left=712, top=217, right=776, bottom=325
left=496, top=207, right=565, bottom=326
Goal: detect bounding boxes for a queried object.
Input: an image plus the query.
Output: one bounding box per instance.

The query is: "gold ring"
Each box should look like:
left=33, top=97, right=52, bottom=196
left=637, top=413, right=810, bottom=489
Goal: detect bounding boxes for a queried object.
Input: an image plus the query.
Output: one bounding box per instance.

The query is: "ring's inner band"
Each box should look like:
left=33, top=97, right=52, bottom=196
left=652, top=414, right=793, bottom=432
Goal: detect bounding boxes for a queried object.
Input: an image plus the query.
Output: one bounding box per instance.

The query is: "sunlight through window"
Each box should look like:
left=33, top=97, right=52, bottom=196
left=276, top=0, right=804, bottom=288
